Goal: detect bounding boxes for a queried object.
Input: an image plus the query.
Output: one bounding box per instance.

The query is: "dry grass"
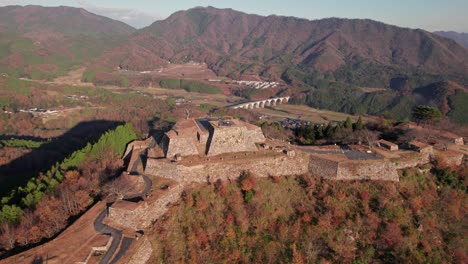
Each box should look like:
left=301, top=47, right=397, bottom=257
left=1, top=202, right=108, bottom=264
left=253, top=104, right=375, bottom=124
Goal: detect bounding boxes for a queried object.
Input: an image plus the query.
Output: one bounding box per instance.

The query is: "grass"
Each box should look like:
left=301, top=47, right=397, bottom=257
left=158, top=78, right=222, bottom=94
left=254, top=104, right=371, bottom=124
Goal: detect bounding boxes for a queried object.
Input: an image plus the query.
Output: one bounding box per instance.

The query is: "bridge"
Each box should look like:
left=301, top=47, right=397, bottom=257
left=230, top=96, right=290, bottom=109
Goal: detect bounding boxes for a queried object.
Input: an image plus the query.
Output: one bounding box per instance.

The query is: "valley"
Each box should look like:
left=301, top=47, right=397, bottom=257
left=0, top=4, right=466, bottom=264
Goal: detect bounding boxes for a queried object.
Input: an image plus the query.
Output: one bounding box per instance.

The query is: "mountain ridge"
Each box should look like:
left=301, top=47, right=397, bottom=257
left=101, top=6, right=467, bottom=86
left=0, top=5, right=136, bottom=79
left=434, top=31, right=468, bottom=48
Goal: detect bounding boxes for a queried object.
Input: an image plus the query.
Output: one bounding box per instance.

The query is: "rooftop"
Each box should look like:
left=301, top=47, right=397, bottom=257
left=409, top=140, right=431, bottom=148
left=378, top=139, right=398, bottom=147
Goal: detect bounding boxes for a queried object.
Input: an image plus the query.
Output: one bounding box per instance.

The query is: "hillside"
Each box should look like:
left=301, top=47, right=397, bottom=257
left=148, top=169, right=466, bottom=263
left=0, top=5, right=135, bottom=79
left=434, top=31, right=468, bottom=48
left=102, top=7, right=468, bottom=85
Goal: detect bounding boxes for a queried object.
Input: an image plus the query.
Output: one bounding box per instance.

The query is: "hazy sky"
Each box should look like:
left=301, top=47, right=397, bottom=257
left=0, top=0, right=467, bottom=32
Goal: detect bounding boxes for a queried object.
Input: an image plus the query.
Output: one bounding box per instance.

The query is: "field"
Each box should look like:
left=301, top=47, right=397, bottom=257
left=253, top=104, right=376, bottom=123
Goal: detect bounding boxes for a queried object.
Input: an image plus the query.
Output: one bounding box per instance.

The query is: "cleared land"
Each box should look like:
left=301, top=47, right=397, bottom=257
left=0, top=202, right=107, bottom=264
left=253, top=104, right=375, bottom=123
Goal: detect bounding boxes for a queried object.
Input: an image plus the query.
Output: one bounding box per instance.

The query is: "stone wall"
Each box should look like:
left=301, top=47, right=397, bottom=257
left=146, top=152, right=309, bottom=183
left=163, top=135, right=199, bottom=158
left=128, top=237, right=153, bottom=264
left=108, top=184, right=185, bottom=230
left=308, top=154, right=399, bottom=182
left=207, top=126, right=263, bottom=156
left=434, top=150, right=464, bottom=168
left=308, top=155, right=339, bottom=179
left=391, top=152, right=431, bottom=170
left=337, top=160, right=399, bottom=181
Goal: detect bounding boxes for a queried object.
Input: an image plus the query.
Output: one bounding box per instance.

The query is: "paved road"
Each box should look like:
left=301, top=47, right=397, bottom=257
left=93, top=136, right=156, bottom=264
left=94, top=209, right=123, bottom=264
left=110, top=237, right=134, bottom=264
left=126, top=155, right=152, bottom=201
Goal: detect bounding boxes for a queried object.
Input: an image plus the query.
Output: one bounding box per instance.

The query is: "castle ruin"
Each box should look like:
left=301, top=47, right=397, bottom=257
left=158, top=117, right=265, bottom=158
left=143, top=117, right=435, bottom=184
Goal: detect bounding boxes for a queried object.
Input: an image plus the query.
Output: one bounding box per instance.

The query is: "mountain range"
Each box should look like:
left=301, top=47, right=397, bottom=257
left=434, top=31, right=468, bottom=49
left=0, top=5, right=135, bottom=79
left=0, top=5, right=467, bottom=123
left=102, top=7, right=467, bottom=83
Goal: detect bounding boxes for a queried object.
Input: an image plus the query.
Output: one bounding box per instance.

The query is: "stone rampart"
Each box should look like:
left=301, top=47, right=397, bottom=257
left=164, top=135, right=199, bottom=158
left=308, top=155, right=339, bottom=179
left=308, top=154, right=399, bottom=181
left=128, top=237, right=153, bottom=264
left=146, top=152, right=309, bottom=183
left=207, top=126, right=263, bottom=156
left=337, top=160, right=399, bottom=181
left=391, top=152, right=431, bottom=170
left=434, top=150, right=464, bottom=168
left=108, top=184, right=185, bottom=230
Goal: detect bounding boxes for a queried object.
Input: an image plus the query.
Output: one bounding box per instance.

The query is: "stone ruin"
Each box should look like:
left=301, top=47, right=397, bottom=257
left=144, top=117, right=428, bottom=183
left=158, top=117, right=266, bottom=159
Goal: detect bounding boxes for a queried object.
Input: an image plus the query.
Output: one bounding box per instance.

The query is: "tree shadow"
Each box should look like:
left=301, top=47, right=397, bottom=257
left=147, top=116, right=174, bottom=137
left=0, top=120, right=124, bottom=197
left=31, top=255, right=43, bottom=264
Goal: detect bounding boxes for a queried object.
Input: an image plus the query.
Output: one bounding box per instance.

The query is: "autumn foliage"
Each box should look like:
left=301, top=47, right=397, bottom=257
left=149, top=165, right=467, bottom=264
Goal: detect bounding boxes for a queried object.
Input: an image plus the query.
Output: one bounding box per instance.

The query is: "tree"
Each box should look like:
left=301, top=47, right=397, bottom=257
left=324, top=123, right=335, bottom=139
left=0, top=205, right=23, bottom=223
left=412, top=105, right=442, bottom=125
left=354, top=116, right=364, bottom=130
left=103, top=175, right=134, bottom=201
left=0, top=222, right=17, bottom=250
left=344, top=117, right=353, bottom=129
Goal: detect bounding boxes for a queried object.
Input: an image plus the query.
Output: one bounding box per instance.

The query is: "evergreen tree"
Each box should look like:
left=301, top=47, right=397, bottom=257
left=344, top=117, right=353, bottom=129
left=354, top=116, right=364, bottom=130
left=324, top=123, right=335, bottom=138
left=315, top=125, right=324, bottom=139
left=412, top=105, right=442, bottom=125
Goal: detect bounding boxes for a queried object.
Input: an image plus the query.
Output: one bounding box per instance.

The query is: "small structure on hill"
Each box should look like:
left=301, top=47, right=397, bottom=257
left=439, top=132, right=464, bottom=145
left=158, top=117, right=265, bottom=159
left=409, top=141, right=433, bottom=154
left=377, top=139, right=399, bottom=151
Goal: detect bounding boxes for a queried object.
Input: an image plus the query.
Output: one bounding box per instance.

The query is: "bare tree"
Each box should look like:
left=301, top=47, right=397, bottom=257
left=104, top=175, right=134, bottom=201
left=398, top=128, right=433, bottom=144
left=0, top=222, right=17, bottom=250
left=343, top=129, right=380, bottom=147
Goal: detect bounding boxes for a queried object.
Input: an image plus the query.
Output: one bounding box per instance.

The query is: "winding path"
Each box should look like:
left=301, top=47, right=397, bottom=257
left=93, top=210, right=123, bottom=264
left=92, top=139, right=155, bottom=264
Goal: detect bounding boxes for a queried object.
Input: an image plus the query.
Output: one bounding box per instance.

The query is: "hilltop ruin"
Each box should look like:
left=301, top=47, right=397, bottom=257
left=142, top=117, right=458, bottom=184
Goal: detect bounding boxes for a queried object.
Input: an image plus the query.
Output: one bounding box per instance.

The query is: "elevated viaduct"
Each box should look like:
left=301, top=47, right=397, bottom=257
left=230, top=96, right=290, bottom=109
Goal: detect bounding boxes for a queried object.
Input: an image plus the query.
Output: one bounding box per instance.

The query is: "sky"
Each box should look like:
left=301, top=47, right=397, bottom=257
left=0, top=0, right=467, bottom=32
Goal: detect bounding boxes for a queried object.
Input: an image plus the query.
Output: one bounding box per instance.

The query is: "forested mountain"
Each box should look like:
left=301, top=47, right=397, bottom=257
left=0, top=5, right=135, bottom=79
left=103, top=6, right=468, bottom=86
left=1, top=5, right=467, bottom=122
